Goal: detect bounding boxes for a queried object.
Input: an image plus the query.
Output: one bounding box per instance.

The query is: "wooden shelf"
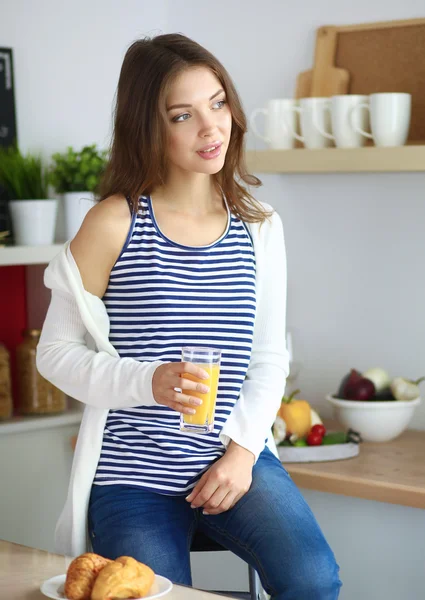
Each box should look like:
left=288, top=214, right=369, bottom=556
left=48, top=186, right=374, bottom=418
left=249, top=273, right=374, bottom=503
left=246, top=145, right=425, bottom=173
left=0, top=244, right=63, bottom=267
left=285, top=421, right=425, bottom=509
left=0, top=408, right=83, bottom=435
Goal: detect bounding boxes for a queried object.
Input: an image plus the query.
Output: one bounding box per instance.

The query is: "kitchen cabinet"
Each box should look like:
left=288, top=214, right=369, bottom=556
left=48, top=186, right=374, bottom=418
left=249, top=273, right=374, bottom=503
left=301, top=488, right=424, bottom=600
left=0, top=422, right=80, bottom=552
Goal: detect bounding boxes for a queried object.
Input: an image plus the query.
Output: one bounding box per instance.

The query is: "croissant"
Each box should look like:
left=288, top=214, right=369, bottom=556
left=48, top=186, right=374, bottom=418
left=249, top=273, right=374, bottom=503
left=65, top=553, right=113, bottom=600
left=91, top=555, right=155, bottom=600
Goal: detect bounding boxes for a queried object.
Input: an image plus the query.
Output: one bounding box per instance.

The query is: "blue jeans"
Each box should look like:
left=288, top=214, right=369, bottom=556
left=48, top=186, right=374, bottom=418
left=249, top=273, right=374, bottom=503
left=88, top=447, right=342, bottom=600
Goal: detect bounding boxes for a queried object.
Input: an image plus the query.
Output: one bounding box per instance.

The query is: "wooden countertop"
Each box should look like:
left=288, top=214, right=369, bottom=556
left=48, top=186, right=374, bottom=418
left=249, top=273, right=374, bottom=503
left=285, top=424, right=425, bottom=509
left=0, top=540, right=233, bottom=599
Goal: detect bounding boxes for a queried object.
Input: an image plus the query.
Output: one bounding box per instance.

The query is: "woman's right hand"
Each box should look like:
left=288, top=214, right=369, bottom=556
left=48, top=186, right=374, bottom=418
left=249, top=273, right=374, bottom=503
left=152, top=362, right=210, bottom=414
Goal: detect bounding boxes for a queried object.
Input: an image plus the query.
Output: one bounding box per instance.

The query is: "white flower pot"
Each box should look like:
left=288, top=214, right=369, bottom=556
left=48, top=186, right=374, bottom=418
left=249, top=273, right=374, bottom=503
left=9, top=199, right=58, bottom=246
left=63, top=191, right=96, bottom=240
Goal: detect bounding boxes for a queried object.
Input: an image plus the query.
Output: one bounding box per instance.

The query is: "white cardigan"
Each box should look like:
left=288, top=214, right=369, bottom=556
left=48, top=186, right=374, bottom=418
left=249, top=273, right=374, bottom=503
left=36, top=201, right=289, bottom=557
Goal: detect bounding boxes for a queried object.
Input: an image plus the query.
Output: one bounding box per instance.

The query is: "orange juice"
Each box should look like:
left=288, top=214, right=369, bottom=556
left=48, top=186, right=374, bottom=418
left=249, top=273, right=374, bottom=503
left=182, top=363, right=220, bottom=427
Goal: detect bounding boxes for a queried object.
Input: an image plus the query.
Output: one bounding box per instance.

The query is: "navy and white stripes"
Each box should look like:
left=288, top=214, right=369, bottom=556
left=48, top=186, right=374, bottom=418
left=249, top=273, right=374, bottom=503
left=93, top=196, right=256, bottom=494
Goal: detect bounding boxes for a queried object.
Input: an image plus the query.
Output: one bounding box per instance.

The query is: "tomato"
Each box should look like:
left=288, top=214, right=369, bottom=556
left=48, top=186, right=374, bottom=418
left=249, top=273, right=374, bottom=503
left=306, top=432, right=323, bottom=446
left=311, top=424, right=326, bottom=437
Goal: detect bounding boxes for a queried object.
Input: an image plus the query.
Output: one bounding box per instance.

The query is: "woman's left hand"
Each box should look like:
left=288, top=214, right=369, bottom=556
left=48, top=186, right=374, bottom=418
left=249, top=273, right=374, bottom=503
left=185, top=442, right=255, bottom=515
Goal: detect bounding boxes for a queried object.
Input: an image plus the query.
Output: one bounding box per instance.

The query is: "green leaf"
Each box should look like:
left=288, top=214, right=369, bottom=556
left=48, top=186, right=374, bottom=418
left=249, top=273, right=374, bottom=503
left=48, top=143, right=109, bottom=193
left=0, top=145, right=49, bottom=199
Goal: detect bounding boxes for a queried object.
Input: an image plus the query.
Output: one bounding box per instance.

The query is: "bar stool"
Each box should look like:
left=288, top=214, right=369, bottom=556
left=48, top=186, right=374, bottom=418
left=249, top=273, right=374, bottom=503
left=191, top=530, right=262, bottom=600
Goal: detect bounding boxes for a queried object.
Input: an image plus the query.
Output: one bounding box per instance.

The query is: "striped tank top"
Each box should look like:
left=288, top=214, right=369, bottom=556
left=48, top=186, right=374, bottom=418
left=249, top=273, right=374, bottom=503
left=93, top=196, right=256, bottom=495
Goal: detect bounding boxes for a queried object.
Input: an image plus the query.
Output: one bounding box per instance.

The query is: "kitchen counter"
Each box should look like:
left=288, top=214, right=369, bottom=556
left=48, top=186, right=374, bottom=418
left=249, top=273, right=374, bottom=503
left=0, top=540, right=234, bottom=599
left=285, top=423, right=425, bottom=509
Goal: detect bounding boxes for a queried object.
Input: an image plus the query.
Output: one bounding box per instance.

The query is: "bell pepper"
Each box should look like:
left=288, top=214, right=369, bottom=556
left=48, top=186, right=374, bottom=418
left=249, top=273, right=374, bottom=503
left=278, top=389, right=311, bottom=438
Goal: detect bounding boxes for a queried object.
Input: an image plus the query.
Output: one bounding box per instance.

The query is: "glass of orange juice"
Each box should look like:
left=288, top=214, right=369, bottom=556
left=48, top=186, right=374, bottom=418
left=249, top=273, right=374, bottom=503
left=180, top=346, right=221, bottom=434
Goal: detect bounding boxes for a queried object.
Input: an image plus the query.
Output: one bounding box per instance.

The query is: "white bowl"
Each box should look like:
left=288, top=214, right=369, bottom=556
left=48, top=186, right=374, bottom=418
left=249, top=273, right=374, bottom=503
left=326, top=394, right=421, bottom=442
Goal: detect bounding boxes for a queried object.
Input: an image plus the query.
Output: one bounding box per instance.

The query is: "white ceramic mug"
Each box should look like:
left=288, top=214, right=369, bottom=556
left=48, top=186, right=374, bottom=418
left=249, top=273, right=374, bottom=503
left=351, top=93, right=412, bottom=147
left=313, top=95, right=370, bottom=148
left=250, top=99, right=298, bottom=149
left=285, top=98, right=334, bottom=149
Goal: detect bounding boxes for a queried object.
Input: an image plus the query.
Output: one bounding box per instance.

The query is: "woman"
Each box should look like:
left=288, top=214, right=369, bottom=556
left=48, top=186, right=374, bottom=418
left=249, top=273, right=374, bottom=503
left=37, top=33, right=342, bottom=599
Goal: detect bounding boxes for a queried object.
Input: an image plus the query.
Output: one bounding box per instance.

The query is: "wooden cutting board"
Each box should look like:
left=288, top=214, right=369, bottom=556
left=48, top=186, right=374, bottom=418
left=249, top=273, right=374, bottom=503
left=295, top=67, right=349, bottom=98
left=295, top=26, right=350, bottom=98
left=295, top=69, right=312, bottom=98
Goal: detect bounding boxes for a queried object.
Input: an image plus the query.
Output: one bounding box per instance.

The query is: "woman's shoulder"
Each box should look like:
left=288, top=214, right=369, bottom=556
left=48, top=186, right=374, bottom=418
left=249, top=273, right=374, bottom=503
left=73, top=194, right=131, bottom=240
left=92, top=193, right=131, bottom=221
left=69, top=193, right=132, bottom=297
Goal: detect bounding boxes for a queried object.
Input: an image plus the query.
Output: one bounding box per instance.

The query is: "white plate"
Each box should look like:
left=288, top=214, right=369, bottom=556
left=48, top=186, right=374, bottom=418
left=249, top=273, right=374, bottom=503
left=40, top=573, right=173, bottom=600
left=277, top=442, right=359, bottom=463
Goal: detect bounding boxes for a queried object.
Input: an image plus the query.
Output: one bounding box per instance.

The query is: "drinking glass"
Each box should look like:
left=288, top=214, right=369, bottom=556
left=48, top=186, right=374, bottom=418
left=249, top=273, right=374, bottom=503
left=180, top=346, right=221, bottom=434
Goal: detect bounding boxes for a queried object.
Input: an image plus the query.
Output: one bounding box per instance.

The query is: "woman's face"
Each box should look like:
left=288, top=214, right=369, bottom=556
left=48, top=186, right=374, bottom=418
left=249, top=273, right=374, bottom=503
left=164, top=67, right=232, bottom=177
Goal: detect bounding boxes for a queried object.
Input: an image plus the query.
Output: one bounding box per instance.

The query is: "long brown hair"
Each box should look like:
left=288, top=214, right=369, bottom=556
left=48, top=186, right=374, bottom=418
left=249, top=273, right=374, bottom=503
left=98, top=33, right=271, bottom=223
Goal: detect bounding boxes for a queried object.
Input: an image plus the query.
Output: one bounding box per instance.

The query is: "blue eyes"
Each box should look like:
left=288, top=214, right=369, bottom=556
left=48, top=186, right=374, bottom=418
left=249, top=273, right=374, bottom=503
left=173, top=113, right=191, bottom=123
left=172, top=99, right=227, bottom=123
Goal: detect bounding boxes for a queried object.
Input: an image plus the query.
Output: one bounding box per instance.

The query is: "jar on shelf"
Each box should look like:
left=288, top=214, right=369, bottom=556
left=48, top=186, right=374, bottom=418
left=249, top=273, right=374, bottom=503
left=0, top=343, right=13, bottom=419
left=16, top=329, right=66, bottom=415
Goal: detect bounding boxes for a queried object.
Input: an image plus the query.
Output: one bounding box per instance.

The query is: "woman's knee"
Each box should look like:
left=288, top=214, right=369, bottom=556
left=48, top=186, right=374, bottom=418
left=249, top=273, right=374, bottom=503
left=267, top=544, right=342, bottom=599
left=302, top=546, right=341, bottom=595
left=91, top=527, right=192, bottom=585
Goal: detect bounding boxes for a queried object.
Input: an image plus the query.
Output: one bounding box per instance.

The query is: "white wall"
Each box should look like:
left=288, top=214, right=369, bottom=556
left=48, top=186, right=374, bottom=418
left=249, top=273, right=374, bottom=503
left=2, top=1, right=425, bottom=599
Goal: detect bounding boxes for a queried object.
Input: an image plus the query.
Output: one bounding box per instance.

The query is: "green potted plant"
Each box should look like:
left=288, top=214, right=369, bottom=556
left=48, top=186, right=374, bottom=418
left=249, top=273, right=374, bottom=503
left=49, top=144, right=108, bottom=240
left=0, top=145, right=57, bottom=246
